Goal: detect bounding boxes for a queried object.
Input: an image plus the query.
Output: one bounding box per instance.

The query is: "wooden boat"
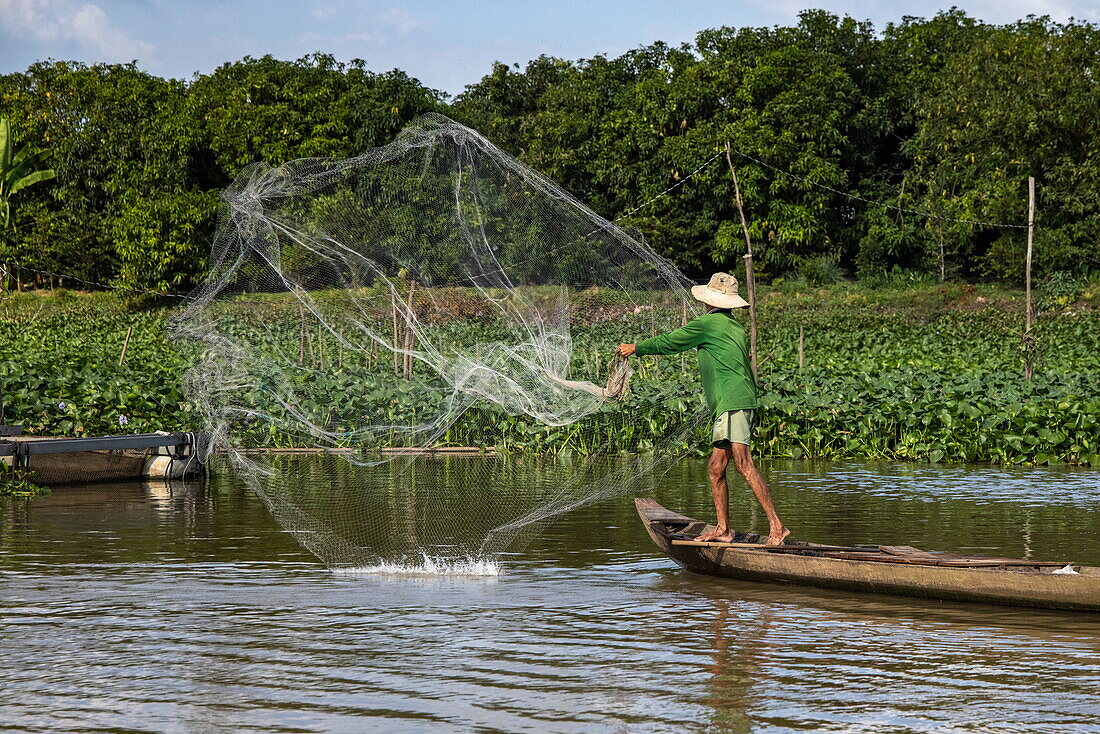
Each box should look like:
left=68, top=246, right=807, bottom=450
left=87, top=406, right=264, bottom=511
left=635, top=498, right=1100, bottom=612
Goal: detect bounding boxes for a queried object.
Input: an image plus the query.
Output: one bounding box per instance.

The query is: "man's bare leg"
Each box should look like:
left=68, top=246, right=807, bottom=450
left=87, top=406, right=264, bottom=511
left=731, top=443, right=790, bottom=545
left=696, top=446, right=734, bottom=542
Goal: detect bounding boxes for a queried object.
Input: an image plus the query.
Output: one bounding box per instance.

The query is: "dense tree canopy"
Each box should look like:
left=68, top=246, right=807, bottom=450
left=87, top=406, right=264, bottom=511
left=0, top=11, right=1096, bottom=293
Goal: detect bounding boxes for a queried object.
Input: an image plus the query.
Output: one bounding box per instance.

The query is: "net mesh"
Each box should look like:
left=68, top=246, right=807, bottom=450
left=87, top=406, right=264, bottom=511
left=170, top=113, right=707, bottom=569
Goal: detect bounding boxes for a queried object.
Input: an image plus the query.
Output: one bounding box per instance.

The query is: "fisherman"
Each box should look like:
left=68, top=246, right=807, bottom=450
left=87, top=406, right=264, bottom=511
left=617, top=273, right=790, bottom=546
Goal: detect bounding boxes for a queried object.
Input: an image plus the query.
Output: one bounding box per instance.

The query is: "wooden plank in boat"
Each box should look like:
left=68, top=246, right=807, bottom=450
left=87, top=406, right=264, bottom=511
left=879, top=545, right=940, bottom=560
left=812, top=551, right=1070, bottom=568
left=670, top=540, right=1071, bottom=568
left=935, top=559, right=1071, bottom=568
left=645, top=510, right=696, bottom=524
left=817, top=551, right=929, bottom=563
left=671, top=539, right=884, bottom=553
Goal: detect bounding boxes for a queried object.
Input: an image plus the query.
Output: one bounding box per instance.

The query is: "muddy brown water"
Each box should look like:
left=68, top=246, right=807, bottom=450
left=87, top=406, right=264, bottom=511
left=2, top=458, right=1099, bottom=733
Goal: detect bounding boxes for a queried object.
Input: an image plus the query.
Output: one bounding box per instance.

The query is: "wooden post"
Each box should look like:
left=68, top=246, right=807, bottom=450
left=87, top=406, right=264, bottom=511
left=1024, top=176, right=1036, bottom=381
left=798, top=325, right=804, bottom=369
left=725, top=142, right=758, bottom=381
left=118, top=325, right=133, bottom=367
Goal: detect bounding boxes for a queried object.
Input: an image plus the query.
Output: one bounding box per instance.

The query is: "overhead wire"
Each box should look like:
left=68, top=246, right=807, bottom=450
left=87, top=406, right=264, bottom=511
left=724, top=145, right=1030, bottom=230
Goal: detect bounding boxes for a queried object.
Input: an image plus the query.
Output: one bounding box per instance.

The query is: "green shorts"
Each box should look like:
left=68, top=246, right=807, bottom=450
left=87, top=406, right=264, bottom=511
left=712, top=409, right=756, bottom=448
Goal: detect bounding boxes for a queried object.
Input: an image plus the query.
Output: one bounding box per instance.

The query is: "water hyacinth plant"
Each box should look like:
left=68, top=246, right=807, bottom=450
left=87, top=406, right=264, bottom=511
left=0, top=286, right=1097, bottom=465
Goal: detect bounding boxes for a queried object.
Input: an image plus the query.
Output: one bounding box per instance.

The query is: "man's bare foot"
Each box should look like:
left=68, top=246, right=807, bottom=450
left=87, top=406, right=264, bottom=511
left=695, top=527, right=734, bottom=543
left=765, top=526, right=791, bottom=546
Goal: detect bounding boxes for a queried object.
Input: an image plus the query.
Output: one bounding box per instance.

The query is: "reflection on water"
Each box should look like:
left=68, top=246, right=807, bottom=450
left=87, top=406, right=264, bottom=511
left=1, top=458, right=1098, bottom=732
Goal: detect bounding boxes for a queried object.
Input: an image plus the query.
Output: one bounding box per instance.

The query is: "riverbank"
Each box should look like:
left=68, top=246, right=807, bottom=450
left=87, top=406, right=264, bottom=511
left=3, top=282, right=1097, bottom=465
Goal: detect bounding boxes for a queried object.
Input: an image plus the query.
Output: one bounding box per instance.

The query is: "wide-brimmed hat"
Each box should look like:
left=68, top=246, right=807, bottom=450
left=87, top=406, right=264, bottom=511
left=691, top=272, right=750, bottom=309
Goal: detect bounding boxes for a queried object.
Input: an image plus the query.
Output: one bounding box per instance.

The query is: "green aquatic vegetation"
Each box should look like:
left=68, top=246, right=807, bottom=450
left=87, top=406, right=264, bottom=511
left=1, top=291, right=1097, bottom=465
left=0, top=470, right=48, bottom=497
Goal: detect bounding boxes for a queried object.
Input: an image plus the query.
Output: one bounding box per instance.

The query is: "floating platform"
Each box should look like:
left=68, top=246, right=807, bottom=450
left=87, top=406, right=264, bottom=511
left=0, top=430, right=206, bottom=485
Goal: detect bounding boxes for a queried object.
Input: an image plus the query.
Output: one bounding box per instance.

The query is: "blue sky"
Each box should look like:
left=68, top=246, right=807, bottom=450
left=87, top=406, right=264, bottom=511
left=1, top=0, right=1096, bottom=95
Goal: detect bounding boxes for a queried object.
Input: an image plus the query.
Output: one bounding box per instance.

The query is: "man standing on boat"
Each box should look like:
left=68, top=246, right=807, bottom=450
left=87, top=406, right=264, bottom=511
left=617, top=273, right=790, bottom=546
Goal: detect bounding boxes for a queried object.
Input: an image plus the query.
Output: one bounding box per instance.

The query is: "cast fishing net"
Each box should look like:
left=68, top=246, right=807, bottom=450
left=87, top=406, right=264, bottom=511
left=170, top=113, right=708, bottom=571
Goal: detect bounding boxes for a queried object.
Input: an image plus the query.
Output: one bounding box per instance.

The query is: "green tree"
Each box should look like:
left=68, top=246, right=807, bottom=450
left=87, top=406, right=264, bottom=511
left=451, top=57, right=574, bottom=157
left=0, top=61, right=203, bottom=290
left=666, top=12, right=888, bottom=278
left=3, top=15, right=1100, bottom=292
left=189, top=54, right=443, bottom=177
left=901, top=16, right=1100, bottom=279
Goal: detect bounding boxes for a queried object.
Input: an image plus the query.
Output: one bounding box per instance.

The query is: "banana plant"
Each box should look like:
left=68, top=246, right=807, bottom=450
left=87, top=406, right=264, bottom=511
left=0, top=117, right=56, bottom=230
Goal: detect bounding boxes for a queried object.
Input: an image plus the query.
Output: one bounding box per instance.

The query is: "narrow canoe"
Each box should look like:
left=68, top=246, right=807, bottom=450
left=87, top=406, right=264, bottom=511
left=635, top=498, right=1100, bottom=612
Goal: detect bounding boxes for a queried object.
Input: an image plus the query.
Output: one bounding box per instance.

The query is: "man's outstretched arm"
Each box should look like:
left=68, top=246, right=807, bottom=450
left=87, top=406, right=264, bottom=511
left=620, top=318, right=706, bottom=358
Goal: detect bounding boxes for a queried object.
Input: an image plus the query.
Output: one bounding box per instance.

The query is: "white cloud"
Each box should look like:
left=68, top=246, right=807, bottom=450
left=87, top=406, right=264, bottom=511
left=377, top=7, right=418, bottom=36
left=344, top=30, right=386, bottom=44
left=339, top=6, right=420, bottom=47
left=966, top=0, right=1100, bottom=22
left=0, top=0, right=154, bottom=62
left=310, top=5, right=338, bottom=22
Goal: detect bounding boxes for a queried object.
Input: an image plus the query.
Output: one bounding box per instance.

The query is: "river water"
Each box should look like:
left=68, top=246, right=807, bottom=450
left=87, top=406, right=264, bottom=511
left=2, top=458, right=1099, bottom=733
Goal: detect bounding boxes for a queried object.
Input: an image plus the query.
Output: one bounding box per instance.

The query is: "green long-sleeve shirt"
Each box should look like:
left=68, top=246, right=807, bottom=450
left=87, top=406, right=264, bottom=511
left=635, top=310, right=757, bottom=418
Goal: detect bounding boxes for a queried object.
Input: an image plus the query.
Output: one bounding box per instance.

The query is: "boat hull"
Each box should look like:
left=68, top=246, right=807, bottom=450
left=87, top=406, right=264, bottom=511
left=636, top=498, right=1100, bottom=612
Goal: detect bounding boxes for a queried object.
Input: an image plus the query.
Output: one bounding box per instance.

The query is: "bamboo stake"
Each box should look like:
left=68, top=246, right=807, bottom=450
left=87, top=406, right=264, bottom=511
left=798, top=324, right=804, bottom=369
left=298, top=300, right=307, bottom=366
left=1024, top=176, right=1036, bottom=381
left=725, top=142, right=758, bottom=381
left=403, top=280, right=416, bottom=380
left=306, top=318, right=315, bottom=367
left=391, top=292, right=400, bottom=376
left=681, top=299, right=687, bottom=374
left=317, top=323, right=324, bottom=371
left=118, top=325, right=133, bottom=367
left=938, top=227, right=946, bottom=282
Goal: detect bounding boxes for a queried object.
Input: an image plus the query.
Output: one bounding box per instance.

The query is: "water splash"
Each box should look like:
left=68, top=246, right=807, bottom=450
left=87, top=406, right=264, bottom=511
left=332, top=555, right=503, bottom=577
